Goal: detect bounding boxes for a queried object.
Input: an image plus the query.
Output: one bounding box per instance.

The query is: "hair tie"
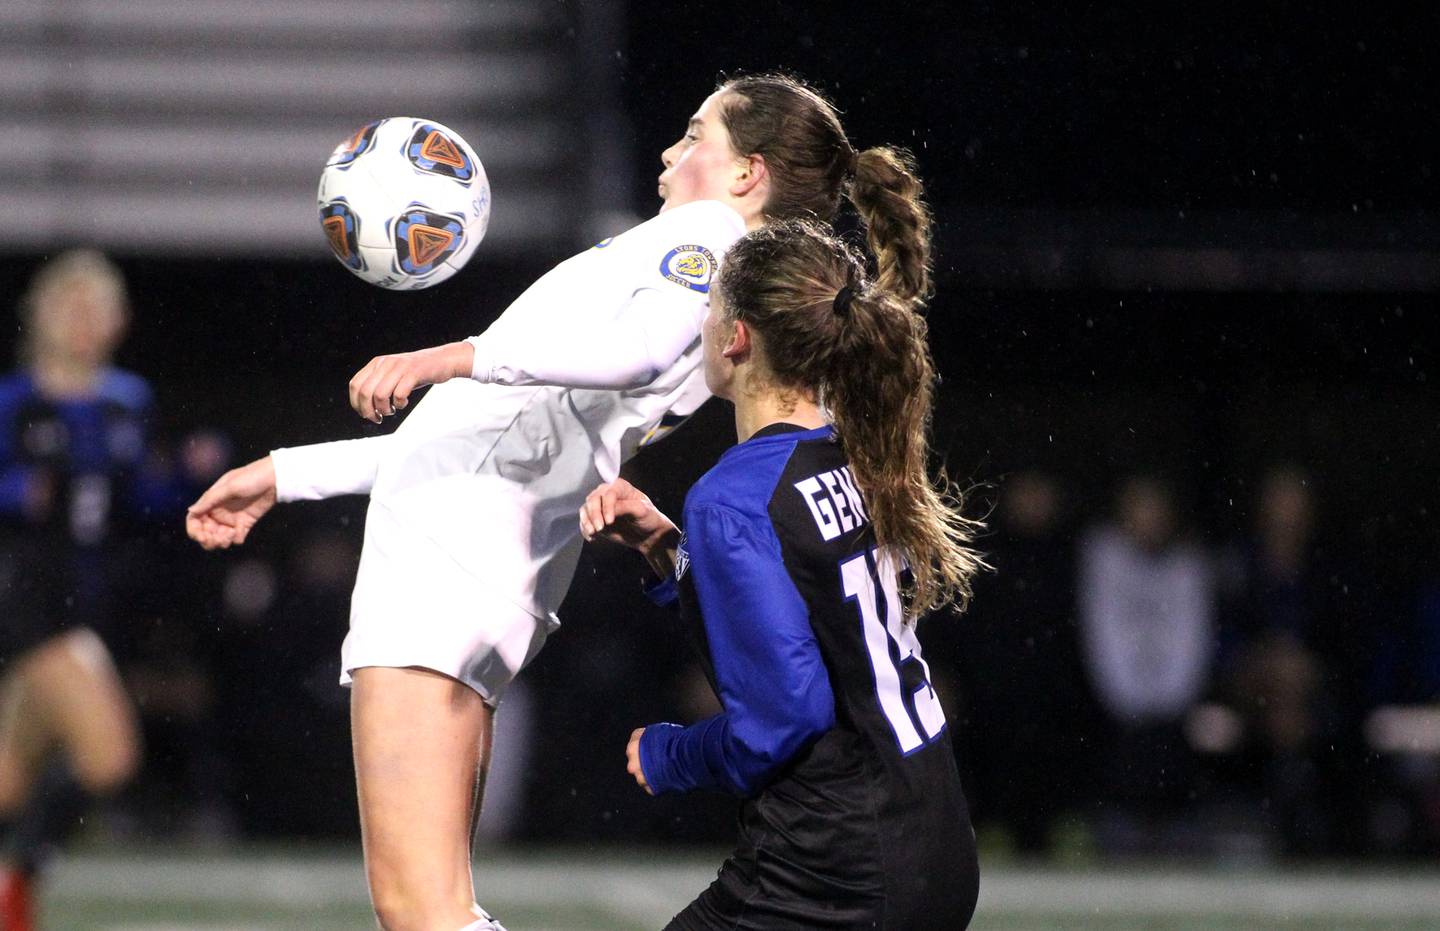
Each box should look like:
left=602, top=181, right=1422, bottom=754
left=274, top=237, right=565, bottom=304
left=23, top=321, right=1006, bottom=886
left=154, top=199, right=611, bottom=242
left=832, top=285, right=856, bottom=318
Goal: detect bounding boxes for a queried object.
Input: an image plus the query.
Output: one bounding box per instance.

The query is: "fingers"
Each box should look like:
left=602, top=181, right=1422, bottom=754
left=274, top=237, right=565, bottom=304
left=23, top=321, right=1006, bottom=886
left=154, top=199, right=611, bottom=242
left=187, top=474, right=240, bottom=523
left=187, top=473, right=233, bottom=518
left=579, top=479, right=662, bottom=546
left=185, top=510, right=235, bottom=550
left=349, top=356, right=395, bottom=424
left=392, top=374, right=415, bottom=411
left=625, top=727, right=650, bottom=794
left=184, top=510, right=213, bottom=547
left=185, top=472, right=246, bottom=550
left=602, top=485, right=616, bottom=526
left=580, top=482, right=631, bottom=539
left=348, top=358, right=379, bottom=422
left=348, top=354, right=425, bottom=423
left=579, top=482, right=613, bottom=541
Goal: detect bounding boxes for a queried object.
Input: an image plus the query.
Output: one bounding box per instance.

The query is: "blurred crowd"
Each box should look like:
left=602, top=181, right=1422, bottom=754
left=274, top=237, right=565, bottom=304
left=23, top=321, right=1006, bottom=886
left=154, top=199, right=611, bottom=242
left=937, top=464, right=1440, bottom=862
left=66, top=441, right=1440, bottom=864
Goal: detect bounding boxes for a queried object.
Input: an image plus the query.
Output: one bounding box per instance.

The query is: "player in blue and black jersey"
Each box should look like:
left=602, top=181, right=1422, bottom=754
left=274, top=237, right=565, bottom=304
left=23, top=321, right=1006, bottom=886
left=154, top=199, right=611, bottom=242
left=0, top=251, right=187, bottom=929
left=582, top=191, right=986, bottom=928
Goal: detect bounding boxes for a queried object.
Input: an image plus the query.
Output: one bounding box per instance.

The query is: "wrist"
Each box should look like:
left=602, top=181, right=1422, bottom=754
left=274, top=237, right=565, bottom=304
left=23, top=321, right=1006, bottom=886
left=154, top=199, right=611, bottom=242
left=638, top=524, right=680, bottom=578
left=446, top=341, right=475, bottom=381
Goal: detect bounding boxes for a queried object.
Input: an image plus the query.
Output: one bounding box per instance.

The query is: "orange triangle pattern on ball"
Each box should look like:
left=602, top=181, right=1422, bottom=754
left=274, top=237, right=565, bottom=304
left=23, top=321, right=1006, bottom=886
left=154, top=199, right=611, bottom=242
left=322, top=216, right=350, bottom=258
left=408, top=225, right=455, bottom=267
left=420, top=132, right=465, bottom=169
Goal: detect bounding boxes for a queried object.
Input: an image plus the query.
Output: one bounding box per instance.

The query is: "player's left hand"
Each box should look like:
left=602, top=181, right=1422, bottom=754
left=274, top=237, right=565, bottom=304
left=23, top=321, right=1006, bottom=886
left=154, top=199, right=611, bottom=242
left=348, top=341, right=474, bottom=423
left=579, top=478, right=676, bottom=550
left=626, top=727, right=653, bottom=795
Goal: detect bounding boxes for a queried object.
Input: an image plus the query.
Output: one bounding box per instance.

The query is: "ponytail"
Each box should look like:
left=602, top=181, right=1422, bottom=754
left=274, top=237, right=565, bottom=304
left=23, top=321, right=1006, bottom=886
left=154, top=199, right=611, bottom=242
left=712, top=75, right=932, bottom=309
left=715, top=221, right=984, bottom=618
left=847, top=146, right=933, bottom=307
left=824, top=286, right=984, bottom=616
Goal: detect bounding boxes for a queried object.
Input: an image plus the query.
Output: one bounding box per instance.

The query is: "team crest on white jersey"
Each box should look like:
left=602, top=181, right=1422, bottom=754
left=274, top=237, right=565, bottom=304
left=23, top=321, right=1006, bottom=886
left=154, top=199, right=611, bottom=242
left=674, top=530, right=690, bottom=581
left=659, top=244, right=716, bottom=293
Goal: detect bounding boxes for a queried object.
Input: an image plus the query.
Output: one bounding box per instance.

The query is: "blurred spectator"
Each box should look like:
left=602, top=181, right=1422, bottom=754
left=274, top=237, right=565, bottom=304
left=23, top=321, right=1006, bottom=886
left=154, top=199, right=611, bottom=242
left=1215, top=465, right=1336, bottom=852
left=215, top=524, right=359, bottom=838
left=944, top=470, right=1096, bottom=855
left=1078, top=474, right=1214, bottom=847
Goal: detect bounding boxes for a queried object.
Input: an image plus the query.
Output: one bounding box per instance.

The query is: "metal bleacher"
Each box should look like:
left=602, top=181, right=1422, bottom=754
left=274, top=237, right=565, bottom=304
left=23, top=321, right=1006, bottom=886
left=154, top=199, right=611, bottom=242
left=0, top=0, right=579, bottom=256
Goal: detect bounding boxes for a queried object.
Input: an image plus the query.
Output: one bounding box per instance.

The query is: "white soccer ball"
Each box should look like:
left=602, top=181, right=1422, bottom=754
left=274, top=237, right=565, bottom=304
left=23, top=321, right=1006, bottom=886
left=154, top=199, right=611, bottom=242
left=317, top=117, right=490, bottom=290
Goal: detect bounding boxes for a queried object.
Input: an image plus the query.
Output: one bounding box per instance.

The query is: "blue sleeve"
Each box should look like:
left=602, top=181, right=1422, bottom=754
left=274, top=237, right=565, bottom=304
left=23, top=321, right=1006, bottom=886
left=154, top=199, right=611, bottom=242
left=117, top=391, right=188, bottom=519
left=643, top=572, right=679, bottom=607
left=103, top=372, right=208, bottom=520
left=638, top=504, right=835, bottom=796
left=0, top=383, right=35, bottom=516
left=0, top=466, right=35, bottom=515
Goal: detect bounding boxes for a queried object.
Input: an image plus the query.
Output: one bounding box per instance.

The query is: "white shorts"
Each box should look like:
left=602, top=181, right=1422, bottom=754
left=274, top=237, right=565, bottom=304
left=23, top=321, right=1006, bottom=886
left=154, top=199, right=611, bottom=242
left=340, top=502, right=560, bottom=706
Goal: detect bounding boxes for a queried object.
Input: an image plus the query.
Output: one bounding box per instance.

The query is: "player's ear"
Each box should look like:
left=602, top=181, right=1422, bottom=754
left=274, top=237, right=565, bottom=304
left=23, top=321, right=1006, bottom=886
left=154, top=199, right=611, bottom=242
left=721, top=318, right=751, bottom=359
left=730, top=153, right=768, bottom=199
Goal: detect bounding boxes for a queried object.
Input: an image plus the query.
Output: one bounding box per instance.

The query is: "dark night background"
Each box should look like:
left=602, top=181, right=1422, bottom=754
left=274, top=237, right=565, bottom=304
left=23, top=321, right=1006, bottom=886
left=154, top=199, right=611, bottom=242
left=2, top=3, right=1437, bottom=858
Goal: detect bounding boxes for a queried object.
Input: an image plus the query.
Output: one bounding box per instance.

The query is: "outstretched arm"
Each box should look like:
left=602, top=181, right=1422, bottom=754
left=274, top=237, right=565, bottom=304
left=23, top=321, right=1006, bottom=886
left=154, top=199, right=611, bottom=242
left=349, top=287, right=703, bottom=423
left=186, top=435, right=389, bottom=550
left=269, top=435, right=390, bottom=501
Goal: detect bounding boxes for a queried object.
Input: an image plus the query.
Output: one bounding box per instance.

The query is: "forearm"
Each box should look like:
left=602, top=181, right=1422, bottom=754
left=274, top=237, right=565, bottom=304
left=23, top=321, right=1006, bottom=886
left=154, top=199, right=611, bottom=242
left=270, top=436, right=388, bottom=502
left=638, top=704, right=830, bottom=797
left=638, top=525, right=680, bottom=579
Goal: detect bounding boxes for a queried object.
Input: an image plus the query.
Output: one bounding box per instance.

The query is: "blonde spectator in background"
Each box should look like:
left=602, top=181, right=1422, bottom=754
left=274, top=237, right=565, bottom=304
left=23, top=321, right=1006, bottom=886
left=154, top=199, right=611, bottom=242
left=0, top=252, right=149, bottom=931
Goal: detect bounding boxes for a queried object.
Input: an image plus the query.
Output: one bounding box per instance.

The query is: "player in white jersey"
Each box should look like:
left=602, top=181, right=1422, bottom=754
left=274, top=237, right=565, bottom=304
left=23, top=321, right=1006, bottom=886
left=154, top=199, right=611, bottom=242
left=186, top=74, right=926, bottom=931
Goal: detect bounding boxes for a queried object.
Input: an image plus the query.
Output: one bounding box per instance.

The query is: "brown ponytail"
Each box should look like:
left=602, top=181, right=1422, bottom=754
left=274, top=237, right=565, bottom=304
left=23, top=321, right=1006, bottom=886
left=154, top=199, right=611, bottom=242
left=847, top=147, right=933, bottom=306
left=715, top=221, right=985, bottom=618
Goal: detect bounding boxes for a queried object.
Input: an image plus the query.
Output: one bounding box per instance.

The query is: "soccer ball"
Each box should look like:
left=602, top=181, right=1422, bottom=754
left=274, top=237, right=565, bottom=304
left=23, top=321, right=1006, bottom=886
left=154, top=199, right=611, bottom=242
left=317, top=117, right=490, bottom=290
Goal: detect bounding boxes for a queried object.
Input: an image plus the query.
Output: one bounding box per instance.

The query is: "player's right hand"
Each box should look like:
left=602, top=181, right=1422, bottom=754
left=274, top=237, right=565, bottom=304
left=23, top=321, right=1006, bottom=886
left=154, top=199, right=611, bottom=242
left=185, top=456, right=278, bottom=550
left=579, top=478, right=676, bottom=553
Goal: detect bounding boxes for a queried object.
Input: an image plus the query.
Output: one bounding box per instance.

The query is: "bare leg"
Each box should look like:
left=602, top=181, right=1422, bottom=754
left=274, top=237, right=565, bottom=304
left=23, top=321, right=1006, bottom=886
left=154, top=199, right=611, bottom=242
left=352, top=666, right=497, bottom=931
left=0, top=628, right=140, bottom=817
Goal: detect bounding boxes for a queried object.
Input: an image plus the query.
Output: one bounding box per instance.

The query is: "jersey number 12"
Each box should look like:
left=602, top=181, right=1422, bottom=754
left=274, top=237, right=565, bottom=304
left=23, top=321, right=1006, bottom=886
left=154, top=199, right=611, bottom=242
left=840, top=548, right=947, bottom=754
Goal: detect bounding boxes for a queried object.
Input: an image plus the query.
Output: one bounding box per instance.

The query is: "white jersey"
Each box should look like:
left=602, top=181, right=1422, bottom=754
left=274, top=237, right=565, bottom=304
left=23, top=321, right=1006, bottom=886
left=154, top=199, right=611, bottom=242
left=271, top=199, right=746, bottom=623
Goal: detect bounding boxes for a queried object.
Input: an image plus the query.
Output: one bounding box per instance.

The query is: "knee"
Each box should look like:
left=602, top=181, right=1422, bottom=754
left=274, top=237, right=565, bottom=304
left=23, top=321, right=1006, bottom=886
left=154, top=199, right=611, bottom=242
left=69, top=733, right=142, bottom=797
left=0, top=765, right=27, bottom=815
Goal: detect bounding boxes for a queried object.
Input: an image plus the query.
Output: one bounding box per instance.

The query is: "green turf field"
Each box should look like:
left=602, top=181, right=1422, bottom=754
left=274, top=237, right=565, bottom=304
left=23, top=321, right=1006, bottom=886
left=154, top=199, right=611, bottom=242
left=39, top=848, right=1440, bottom=930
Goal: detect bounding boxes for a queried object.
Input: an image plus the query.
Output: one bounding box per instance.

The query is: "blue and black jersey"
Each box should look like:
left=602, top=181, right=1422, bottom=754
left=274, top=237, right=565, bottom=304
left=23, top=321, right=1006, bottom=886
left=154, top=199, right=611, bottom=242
left=641, top=423, right=978, bottom=931
left=0, top=368, right=179, bottom=662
